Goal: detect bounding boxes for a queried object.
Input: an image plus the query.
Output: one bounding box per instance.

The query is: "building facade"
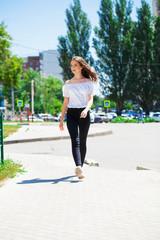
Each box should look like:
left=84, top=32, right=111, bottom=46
left=23, top=50, right=62, bottom=80
left=23, top=56, right=40, bottom=72
left=40, top=50, right=62, bottom=80
left=152, top=0, right=160, bottom=16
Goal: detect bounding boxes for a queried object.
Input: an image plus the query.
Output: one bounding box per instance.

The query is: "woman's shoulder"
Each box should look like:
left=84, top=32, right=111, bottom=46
left=64, top=79, right=75, bottom=85
left=84, top=79, right=94, bottom=85
left=80, top=78, right=93, bottom=84
left=64, top=80, right=71, bottom=85
left=83, top=78, right=92, bottom=83
left=64, top=78, right=93, bottom=85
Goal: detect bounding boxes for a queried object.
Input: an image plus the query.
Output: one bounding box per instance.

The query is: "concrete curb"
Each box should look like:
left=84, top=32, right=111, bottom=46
left=4, top=130, right=113, bottom=145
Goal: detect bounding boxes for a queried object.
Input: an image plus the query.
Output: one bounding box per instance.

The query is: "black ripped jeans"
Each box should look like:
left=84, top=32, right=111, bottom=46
left=67, top=108, right=90, bottom=167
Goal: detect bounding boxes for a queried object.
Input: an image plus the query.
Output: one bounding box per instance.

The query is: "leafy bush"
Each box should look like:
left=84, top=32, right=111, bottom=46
left=111, top=117, right=155, bottom=123
left=144, top=118, right=155, bottom=122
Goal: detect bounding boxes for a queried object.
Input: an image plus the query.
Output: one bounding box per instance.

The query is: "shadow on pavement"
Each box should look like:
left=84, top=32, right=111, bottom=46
left=17, top=175, right=79, bottom=184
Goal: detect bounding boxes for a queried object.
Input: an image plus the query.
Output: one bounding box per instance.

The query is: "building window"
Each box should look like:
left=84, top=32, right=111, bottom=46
left=36, top=67, right=39, bottom=71
left=36, top=62, right=39, bottom=66
left=30, top=62, right=33, bottom=66
left=23, top=68, right=26, bottom=71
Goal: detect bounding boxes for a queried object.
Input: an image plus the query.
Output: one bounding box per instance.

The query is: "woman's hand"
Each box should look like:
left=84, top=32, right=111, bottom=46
left=59, top=121, right=64, bottom=131
left=80, top=109, right=88, bottom=118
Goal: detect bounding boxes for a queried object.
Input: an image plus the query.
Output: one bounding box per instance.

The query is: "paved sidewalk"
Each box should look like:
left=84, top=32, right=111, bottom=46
left=4, top=122, right=112, bottom=144
left=1, top=123, right=160, bottom=239
left=1, top=153, right=160, bottom=240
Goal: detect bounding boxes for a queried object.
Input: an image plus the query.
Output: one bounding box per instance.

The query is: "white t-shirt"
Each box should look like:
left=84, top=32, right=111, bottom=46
left=63, top=81, right=94, bottom=108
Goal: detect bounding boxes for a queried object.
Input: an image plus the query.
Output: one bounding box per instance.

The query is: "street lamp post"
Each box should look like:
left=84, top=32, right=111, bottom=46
left=11, top=85, right=14, bottom=119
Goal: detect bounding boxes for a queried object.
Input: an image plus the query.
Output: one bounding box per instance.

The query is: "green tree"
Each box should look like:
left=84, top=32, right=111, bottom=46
left=43, top=76, right=63, bottom=115
left=22, top=69, right=45, bottom=113
left=0, top=21, right=11, bottom=64
left=93, top=0, right=134, bottom=115
left=57, top=37, right=72, bottom=81
left=123, top=101, right=134, bottom=110
left=92, top=95, right=103, bottom=111
left=1, top=56, right=23, bottom=88
left=58, top=0, right=93, bottom=81
left=129, top=0, right=157, bottom=115
left=2, top=69, right=63, bottom=115
left=2, top=69, right=43, bottom=112
left=0, top=22, right=23, bottom=87
left=152, top=15, right=160, bottom=106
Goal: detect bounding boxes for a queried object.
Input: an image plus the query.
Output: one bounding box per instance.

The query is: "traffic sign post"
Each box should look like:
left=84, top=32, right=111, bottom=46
left=17, top=100, right=23, bottom=107
left=25, top=104, right=30, bottom=122
left=104, top=100, right=110, bottom=108
left=104, top=100, right=110, bottom=113
left=17, top=100, right=23, bottom=121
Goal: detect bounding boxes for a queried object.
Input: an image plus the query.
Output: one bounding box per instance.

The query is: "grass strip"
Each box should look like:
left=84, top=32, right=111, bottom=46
left=0, top=159, right=26, bottom=186
left=3, top=125, right=21, bottom=139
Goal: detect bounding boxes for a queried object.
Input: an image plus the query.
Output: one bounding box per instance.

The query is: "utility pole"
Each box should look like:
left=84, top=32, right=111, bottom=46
left=31, top=80, right=34, bottom=120
left=11, top=85, right=14, bottom=119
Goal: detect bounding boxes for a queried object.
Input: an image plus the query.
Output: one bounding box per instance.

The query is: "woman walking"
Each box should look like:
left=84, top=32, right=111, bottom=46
left=59, top=56, right=97, bottom=179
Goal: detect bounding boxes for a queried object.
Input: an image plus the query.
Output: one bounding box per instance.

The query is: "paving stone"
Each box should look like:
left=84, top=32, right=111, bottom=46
left=0, top=153, right=160, bottom=240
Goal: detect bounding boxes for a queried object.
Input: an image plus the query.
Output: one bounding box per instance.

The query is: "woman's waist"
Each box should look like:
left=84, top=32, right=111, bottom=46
left=67, top=107, right=86, bottom=112
left=67, top=103, right=87, bottom=109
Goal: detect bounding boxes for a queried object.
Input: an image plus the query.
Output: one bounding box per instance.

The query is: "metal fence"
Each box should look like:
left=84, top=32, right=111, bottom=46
left=0, top=114, right=4, bottom=164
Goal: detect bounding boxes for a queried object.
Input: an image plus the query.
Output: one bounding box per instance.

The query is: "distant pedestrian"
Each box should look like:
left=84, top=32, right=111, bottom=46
left=137, top=106, right=145, bottom=123
left=59, top=56, right=97, bottom=179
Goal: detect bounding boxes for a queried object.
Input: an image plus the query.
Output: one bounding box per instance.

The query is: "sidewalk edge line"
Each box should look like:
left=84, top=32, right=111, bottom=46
left=4, top=130, right=113, bottom=145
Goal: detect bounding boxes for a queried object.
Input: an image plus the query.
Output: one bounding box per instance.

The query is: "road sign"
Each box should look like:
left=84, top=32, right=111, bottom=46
left=17, top=100, right=23, bottom=107
left=25, top=104, right=30, bottom=108
left=104, top=100, right=110, bottom=108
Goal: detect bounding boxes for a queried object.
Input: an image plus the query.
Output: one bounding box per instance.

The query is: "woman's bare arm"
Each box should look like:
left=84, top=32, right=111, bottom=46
left=59, top=97, right=69, bottom=131
left=80, top=94, right=93, bottom=118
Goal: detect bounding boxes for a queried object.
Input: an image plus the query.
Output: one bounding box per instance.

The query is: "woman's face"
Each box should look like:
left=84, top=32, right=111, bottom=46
left=70, top=60, right=82, bottom=75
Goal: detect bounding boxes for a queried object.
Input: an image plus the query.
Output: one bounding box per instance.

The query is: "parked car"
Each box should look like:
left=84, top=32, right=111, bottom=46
left=56, top=113, right=67, bottom=122
left=121, top=114, right=134, bottom=120
left=149, top=111, right=154, bottom=118
left=89, top=109, right=95, bottom=123
left=152, top=112, right=160, bottom=122
left=96, top=113, right=110, bottom=123
left=106, top=113, right=114, bottom=121
left=36, top=113, right=56, bottom=121
left=25, top=116, right=44, bottom=122
left=94, top=113, right=103, bottom=123
left=121, top=110, right=137, bottom=119
left=108, top=112, right=117, bottom=120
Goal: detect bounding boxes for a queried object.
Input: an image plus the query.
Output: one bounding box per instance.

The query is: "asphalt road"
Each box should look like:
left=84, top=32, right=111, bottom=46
left=5, top=123, right=160, bottom=170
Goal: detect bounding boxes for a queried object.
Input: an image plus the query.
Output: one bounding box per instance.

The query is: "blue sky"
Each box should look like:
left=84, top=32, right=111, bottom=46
left=0, top=0, right=153, bottom=58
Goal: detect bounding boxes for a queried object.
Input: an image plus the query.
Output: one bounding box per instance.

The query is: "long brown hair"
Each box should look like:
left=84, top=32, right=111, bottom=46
left=71, top=56, right=98, bottom=82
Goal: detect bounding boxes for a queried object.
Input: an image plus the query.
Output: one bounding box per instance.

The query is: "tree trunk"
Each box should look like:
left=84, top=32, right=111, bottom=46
left=116, top=100, right=123, bottom=116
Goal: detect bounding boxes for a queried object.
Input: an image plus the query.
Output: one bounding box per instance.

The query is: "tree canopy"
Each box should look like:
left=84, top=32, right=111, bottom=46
left=58, top=0, right=93, bottom=81
left=93, top=0, right=160, bottom=114
left=128, top=0, right=160, bottom=115
left=93, top=0, right=134, bottom=115
left=0, top=21, right=11, bottom=63
left=0, top=22, right=23, bottom=88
